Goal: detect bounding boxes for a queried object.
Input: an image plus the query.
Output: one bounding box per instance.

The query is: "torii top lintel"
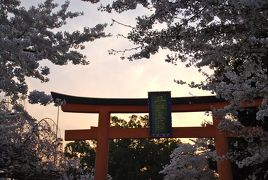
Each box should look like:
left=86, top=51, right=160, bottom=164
left=51, top=92, right=261, bottom=114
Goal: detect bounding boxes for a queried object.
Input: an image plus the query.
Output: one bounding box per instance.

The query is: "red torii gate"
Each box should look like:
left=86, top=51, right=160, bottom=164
left=51, top=92, right=262, bottom=180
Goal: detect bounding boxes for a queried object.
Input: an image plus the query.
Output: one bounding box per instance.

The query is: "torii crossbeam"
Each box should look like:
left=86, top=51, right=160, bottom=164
left=51, top=92, right=262, bottom=180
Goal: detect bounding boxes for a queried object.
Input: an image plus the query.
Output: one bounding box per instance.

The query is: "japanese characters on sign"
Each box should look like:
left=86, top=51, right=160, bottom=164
left=148, top=91, right=172, bottom=137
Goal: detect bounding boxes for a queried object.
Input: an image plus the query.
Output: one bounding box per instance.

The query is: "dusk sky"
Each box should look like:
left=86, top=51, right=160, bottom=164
left=24, top=0, right=213, bottom=140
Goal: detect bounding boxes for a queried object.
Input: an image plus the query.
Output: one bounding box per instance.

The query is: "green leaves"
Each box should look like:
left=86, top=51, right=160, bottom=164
left=109, top=115, right=180, bottom=180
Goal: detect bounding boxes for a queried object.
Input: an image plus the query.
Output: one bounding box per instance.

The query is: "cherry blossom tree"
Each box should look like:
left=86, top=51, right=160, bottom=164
left=0, top=98, right=94, bottom=179
left=0, top=0, right=108, bottom=178
left=0, top=0, right=108, bottom=105
left=83, top=0, right=268, bottom=179
left=160, top=141, right=217, bottom=180
left=0, top=102, right=58, bottom=178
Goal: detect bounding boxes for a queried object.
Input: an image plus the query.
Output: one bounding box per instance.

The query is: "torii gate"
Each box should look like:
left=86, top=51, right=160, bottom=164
left=51, top=92, right=262, bottom=180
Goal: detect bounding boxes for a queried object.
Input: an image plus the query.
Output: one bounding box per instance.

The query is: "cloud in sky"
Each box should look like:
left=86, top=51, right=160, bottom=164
left=24, top=0, right=213, bottom=139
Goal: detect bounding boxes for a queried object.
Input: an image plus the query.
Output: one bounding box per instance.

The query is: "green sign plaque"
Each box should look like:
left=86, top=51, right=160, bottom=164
left=148, top=92, right=172, bottom=137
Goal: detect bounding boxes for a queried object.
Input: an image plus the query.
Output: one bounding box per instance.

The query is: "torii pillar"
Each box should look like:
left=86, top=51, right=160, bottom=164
left=95, top=110, right=110, bottom=180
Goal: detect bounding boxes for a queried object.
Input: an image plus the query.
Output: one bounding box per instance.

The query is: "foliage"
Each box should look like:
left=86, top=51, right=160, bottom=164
left=64, top=115, right=181, bottom=180
left=109, top=115, right=180, bottom=180
left=0, top=0, right=108, bottom=105
left=64, top=140, right=96, bottom=179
